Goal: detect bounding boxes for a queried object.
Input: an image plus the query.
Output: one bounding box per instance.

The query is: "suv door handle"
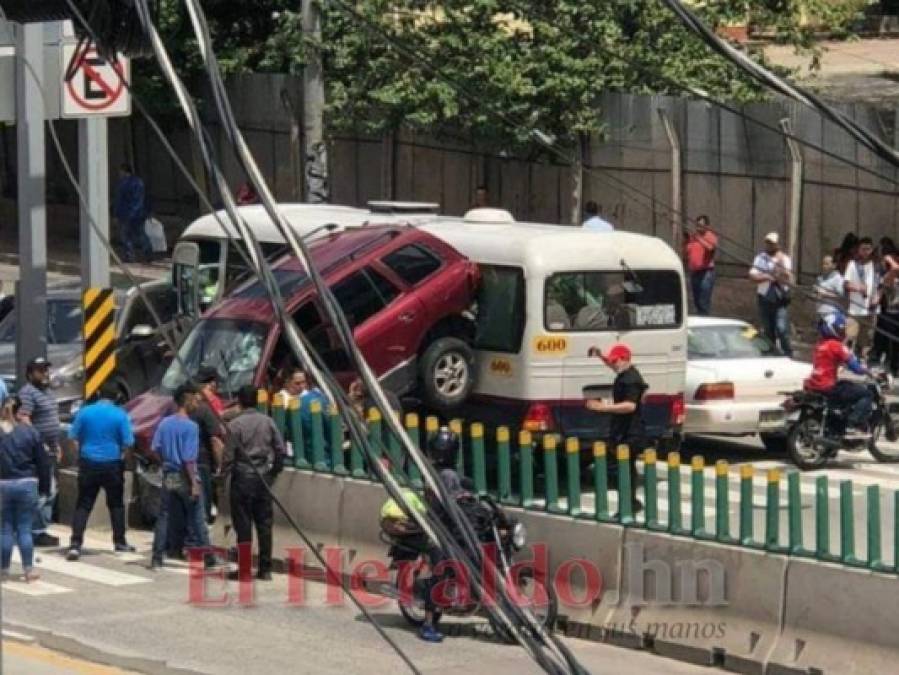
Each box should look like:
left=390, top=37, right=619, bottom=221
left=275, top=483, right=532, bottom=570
left=399, top=312, right=415, bottom=323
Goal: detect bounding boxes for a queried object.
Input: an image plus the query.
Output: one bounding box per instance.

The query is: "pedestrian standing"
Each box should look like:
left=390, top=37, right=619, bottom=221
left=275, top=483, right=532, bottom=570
left=277, top=367, right=308, bottom=410
left=683, top=215, right=718, bottom=316
left=114, top=163, right=150, bottom=263
left=874, top=241, right=899, bottom=373
left=472, top=184, right=490, bottom=209
left=17, top=357, right=61, bottom=547
left=844, top=237, right=881, bottom=361
left=193, top=367, right=226, bottom=523
left=834, top=232, right=859, bottom=274
left=584, top=343, right=646, bottom=515
left=581, top=201, right=615, bottom=233
left=223, top=385, right=285, bottom=581
left=149, top=384, right=215, bottom=569
left=815, top=255, right=846, bottom=320
left=749, top=232, right=794, bottom=357
left=65, top=381, right=136, bottom=561
left=1, top=397, right=51, bottom=582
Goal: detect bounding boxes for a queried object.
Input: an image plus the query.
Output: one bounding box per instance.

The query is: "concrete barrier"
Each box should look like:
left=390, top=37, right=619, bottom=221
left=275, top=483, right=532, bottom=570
left=604, top=529, right=787, bottom=675
left=56, top=467, right=135, bottom=533
left=767, top=559, right=899, bottom=675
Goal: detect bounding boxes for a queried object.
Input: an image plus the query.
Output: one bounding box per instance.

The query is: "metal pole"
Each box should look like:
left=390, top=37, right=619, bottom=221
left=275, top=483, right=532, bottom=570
left=658, top=109, right=682, bottom=250
left=570, top=133, right=585, bottom=225
left=79, top=117, right=111, bottom=290
left=15, top=21, right=48, bottom=381
left=302, top=0, right=329, bottom=203
left=780, top=118, right=804, bottom=271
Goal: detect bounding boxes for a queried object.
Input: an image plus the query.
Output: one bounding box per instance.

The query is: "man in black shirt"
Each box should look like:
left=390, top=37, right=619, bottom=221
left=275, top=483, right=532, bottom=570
left=192, top=369, right=225, bottom=524
left=586, top=342, right=646, bottom=514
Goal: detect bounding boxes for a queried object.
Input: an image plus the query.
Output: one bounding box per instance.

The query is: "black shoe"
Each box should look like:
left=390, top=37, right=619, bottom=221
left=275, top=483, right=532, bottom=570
left=114, top=543, right=136, bottom=553
left=149, top=559, right=164, bottom=570
left=204, top=556, right=225, bottom=570
left=65, top=547, right=80, bottom=562
left=34, top=533, right=60, bottom=547
left=257, top=571, right=272, bottom=581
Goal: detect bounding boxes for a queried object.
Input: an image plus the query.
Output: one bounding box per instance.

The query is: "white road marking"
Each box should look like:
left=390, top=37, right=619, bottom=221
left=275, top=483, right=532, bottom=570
left=23, top=553, right=153, bottom=587
left=1, top=579, right=72, bottom=596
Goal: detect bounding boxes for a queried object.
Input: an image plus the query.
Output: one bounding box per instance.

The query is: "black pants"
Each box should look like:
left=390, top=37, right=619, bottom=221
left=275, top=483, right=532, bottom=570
left=230, top=475, right=274, bottom=575
left=827, top=380, right=874, bottom=428
left=70, top=460, right=127, bottom=549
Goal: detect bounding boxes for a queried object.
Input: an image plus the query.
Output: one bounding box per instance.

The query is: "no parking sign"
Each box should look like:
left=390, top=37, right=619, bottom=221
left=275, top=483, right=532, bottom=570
left=60, top=43, right=131, bottom=118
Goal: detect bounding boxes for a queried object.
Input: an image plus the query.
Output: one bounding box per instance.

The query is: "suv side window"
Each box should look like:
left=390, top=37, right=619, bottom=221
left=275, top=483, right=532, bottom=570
left=382, top=244, right=442, bottom=286
left=330, top=268, right=399, bottom=328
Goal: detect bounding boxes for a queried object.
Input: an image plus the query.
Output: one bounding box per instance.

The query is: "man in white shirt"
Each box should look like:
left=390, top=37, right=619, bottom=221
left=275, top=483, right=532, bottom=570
left=843, top=237, right=880, bottom=359
left=815, top=255, right=846, bottom=319
left=582, top=201, right=615, bottom=233
left=749, top=232, right=794, bottom=357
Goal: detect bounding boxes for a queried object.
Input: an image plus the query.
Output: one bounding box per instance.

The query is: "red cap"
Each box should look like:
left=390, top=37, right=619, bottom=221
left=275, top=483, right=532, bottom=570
left=603, top=343, right=632, bottom=364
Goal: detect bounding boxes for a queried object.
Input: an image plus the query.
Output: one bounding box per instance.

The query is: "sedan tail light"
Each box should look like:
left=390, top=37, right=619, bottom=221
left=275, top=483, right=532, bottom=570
left=523, top=402, right=555, bottom=432
left=670, top=393, right=686, bottom=426
left=694, top=382, right=735, bottom=401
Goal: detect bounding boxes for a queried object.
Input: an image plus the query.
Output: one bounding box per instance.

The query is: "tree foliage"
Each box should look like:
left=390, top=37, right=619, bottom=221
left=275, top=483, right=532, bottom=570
left=143, top=0, right=862, bottom=151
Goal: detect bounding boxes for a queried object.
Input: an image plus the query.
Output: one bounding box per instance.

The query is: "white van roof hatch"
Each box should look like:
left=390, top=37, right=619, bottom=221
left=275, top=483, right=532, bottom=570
left=462, top=208, right=515, bottom=224
left=367, top=201, right=441, bottom=215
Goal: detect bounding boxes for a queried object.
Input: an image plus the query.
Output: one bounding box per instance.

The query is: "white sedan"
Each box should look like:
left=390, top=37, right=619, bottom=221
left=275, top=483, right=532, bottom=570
left=684, top=316, right=811, bottom=452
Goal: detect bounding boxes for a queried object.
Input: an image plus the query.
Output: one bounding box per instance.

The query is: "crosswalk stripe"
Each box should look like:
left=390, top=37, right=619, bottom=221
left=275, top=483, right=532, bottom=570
left=24, top=553, right=152, bottom=587
left=1, top=579, right=72, bottom=596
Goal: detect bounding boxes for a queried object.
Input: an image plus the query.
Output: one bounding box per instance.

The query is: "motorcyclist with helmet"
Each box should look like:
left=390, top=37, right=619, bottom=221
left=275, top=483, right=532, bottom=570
left=805, top=310, right=874, bottom=435
left=379, top=427, right=467, bottom=644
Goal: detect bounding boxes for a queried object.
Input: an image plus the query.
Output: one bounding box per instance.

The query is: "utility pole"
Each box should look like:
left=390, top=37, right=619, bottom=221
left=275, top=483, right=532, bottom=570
left=658, top=109, right=683, bottom=251
left=79, top=117, right=111, bottom=290
left=302, top=0, right=329, bottom=203
left=15, top=21, right=48, bottom=380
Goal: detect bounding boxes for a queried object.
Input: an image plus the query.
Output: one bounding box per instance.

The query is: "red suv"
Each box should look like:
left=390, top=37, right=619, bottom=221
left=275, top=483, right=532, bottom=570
left=127, top=225, right=479, bottom=450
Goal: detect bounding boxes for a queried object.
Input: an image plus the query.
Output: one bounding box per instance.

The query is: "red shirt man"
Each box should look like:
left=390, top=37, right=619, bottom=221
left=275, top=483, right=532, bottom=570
left=684, top=218, right=718, bottom=273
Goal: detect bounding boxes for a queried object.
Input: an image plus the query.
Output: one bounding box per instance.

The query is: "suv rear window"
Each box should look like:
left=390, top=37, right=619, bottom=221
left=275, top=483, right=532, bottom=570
left=382, top=244, right=442, bottom=286
left=545, top=270, right=682, bottom=332
left=331, top=268, right=399, bottom=328
left=475, top=265, right=525, bottom=353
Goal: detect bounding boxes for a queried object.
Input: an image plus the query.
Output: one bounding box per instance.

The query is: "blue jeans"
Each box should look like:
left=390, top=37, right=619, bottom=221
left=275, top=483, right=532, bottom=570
left=32, top=451, right=56, bottom=536
left=152, top=474, right=210, bottom=563
left=758, top=296, right=793, bottom=357
left=2, top=478, right=39, bottom=571
left=122, top=217, right=151, bottom=262
left=690, top=269, right=715, bottom=316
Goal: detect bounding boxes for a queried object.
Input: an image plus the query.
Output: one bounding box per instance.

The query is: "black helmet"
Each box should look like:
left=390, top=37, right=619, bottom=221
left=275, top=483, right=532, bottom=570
left=428, top=427, right=460, bottom=469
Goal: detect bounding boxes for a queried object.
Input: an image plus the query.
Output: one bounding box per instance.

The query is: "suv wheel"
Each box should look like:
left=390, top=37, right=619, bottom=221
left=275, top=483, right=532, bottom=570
left=420, top=337, right=475, bottom=410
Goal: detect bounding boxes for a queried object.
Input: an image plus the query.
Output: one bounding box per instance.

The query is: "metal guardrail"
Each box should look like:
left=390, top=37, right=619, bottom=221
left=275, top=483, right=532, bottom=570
left=261, top=391, right=899, bottom=574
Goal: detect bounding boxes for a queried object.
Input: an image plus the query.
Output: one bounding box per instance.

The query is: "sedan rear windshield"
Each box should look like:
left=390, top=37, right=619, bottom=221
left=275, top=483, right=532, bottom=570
left=688, top=325, right=777, bottom=359
left=545, top=270, right=682, bottom=332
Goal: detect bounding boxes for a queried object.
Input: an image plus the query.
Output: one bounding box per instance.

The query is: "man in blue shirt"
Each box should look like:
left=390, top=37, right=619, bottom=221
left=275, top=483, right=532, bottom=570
left=149, top=383, right=215, bottom=569
left=114, top=163, right=150, bottom=263
left=65, top=381, right=136, bottom=561
left=582, top=200, right=615, bottom=233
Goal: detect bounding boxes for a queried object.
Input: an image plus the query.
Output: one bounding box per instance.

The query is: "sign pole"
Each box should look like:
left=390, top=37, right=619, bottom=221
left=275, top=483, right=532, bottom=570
left=79, top=117, right=111, bottom=291
left=15, top=21, right=48, bottom=382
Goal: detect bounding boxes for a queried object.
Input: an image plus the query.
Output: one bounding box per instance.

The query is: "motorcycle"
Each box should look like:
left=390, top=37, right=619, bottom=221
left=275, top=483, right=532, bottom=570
left=380, top=493, right=557, bottom=641
left=782, top=372, right=899, bottom=470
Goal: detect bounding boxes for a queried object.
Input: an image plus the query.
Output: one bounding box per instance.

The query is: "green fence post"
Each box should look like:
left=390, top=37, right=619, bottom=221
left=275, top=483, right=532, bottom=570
left=329, top=405, right=347, bottom=476
left=894, top=491, right=899, bottom=574
left=256, top=389, right=268, bottom=414
left=788, top=472, right=808, bottom=555
left=617, top=445, right=634, bottom=525
left=450, top=419, right=465, bottom=475
left=867, top=485, right=885, bottom=571
left=840, top=479, right=862, bottom=566
left=367, top=408, right=384, bottom=480
left=544, top=436, right=563, bottom=514
left=386, top=424, right=406, bottom=485
left=715, top=460, right=730, bottom=542
left=309, top=400, right=328, bottom=472
left=815, top=476, right=832, bottom=561
left=644, top=449, right=661, bottom=530
left=350, top=410, right=366, bottom=479
left=497, top=427, right=513, bottom=504
left=691, top=455, right=709, bottom=538
left=765, top=469, right=781, bottom=551
left=667, top=452, right=684, bottom=535
left=739, top=464, right=754, bottom=546
left=271, top=392, right=287, bottom=439
left=287, top=396, right=308, bottom=470
left=471, top=423, right=487, bottom=495
left=593, top=442, right=609, bottom=522
left=519, top=430, right=535, bottom=509
left=405, top=413, right=423, bottom=488
left=565, top=437, right=582, bottom=517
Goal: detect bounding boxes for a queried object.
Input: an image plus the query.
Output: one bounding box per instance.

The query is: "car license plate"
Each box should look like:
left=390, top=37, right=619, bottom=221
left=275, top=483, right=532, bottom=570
left=759, top=410, right=785, bottom=429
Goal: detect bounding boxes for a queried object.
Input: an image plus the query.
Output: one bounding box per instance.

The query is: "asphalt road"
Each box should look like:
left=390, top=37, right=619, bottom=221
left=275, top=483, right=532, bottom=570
left=2, top=527, right=709, bottom=675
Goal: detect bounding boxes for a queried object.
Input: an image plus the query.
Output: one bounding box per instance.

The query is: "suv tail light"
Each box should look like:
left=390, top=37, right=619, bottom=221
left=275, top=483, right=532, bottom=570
left=523, top=402, right=555, bottom=432
left=671, top=393, right=686, bottom=426
left=694, top=383, right=734, bottom=402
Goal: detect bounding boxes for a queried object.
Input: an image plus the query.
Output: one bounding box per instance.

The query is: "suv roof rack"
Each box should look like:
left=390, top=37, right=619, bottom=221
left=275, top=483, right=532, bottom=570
left=367, top=201, right=440, bottom=215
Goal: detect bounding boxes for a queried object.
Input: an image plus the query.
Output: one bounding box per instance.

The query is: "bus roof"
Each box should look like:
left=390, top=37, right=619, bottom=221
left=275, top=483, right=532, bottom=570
left=418, top=218, right=683, bottom=273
